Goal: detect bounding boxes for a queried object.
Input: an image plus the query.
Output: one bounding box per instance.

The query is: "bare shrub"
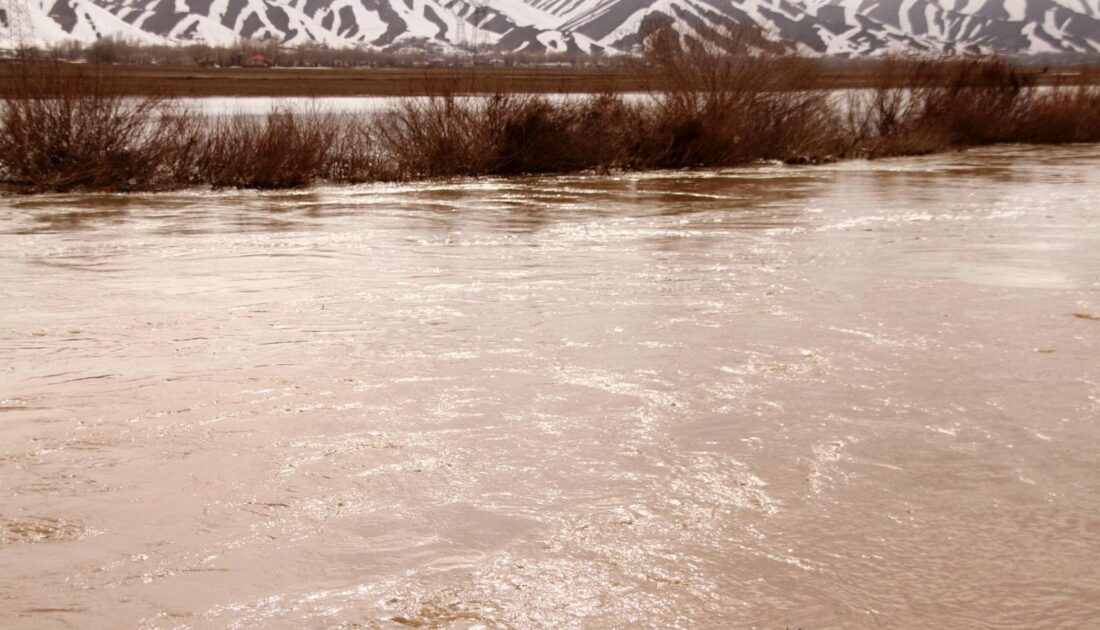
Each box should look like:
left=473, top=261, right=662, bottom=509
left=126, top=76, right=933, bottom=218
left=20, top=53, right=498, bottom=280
left=481, top=95, right=578, bottom=174
left=846, top=56, right=1088, bottom=156
left=373, top=95, right=491, bottom=179
left=321, top=115, right=386, bottom=183
left=480, top=93, right=635, bottom=174
left=193, top=108, right=340, bottom=189
left=629, top=26, right=845, bottom=167
left=1014, top=85, right=1100, bottom=144
left=2, top=52, right=1098, bottom=195
left=844, top=58, right=952, bottom=156
left=0, top=64, right=197, bottom=192
left=372, top=91, right=643, bottom=178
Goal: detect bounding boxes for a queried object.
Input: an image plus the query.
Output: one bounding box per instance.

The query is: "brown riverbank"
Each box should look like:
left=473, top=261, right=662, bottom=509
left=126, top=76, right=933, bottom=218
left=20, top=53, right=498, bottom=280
left=2, top=60, right=1100, bottom=98
left=3, top=42, right=1099, bottom=194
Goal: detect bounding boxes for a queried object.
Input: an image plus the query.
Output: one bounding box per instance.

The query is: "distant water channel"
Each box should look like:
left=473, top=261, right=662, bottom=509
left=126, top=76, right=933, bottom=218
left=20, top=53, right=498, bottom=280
left=174, top=93, right=652, bottom=115
left=2, top=145, right=1099, bottom=628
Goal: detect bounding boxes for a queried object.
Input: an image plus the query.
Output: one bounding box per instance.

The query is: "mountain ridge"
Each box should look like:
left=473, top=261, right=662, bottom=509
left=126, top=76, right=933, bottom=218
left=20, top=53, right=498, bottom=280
left=4, top=0, right=1100, bottom=55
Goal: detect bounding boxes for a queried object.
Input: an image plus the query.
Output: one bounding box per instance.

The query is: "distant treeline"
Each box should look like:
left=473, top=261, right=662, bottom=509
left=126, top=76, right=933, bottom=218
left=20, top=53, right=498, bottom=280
left=14, top=37, right=632, bottom=68
left=2, top=28, right=1099, bottom=194
left=12, top=33, right=1100, bottom=70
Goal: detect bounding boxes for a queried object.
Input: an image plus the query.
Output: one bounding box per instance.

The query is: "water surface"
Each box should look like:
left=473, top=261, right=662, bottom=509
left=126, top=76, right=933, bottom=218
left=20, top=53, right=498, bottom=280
left=2, top=146, right=1099, bottom=629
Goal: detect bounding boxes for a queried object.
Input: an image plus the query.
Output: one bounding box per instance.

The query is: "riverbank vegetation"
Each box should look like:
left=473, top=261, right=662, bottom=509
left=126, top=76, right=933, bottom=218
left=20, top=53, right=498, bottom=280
left=2, top=29, right=1099, bottom=193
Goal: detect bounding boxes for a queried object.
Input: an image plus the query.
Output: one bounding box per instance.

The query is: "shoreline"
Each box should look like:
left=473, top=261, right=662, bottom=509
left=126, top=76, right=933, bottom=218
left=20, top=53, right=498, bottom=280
left=3, top=138, right=1098, bottom=197
left=4, top=55, right=1099, bottom=194
left=4, top=142, right=1098, bottom=199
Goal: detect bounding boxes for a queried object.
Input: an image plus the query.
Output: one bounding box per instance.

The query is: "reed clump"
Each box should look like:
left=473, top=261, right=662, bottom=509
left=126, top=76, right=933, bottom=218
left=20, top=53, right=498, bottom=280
left=2, top=44, right=1099, bottom=195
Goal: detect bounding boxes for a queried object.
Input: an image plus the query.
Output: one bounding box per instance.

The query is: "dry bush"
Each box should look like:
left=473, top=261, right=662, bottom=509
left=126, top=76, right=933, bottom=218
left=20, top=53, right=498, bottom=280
left=628, top=26, right=845, bottom=167
left=0, top=64, right=197, bottom=192
left=372, top=91, right=643, bottom=178
left=1014, top=86, right=1100, bottom=144
left=193, top=108, right=341, bottom=189
left=321, top=116, right=386, bottom=183
left=480, top=95, right=579, bottom=174
left=845, top=56, right=1095, bottom=156
left=373, top=95, right=492, bottom=179
left=914, top=57, right=1035, bottom=145
left=3, top=52, right=1099, bottom=195
left=844, top=57, right=953, bottom=156
left=479, top=93, right=639, bottom=174
left=556, top=93, right=640, bottom=171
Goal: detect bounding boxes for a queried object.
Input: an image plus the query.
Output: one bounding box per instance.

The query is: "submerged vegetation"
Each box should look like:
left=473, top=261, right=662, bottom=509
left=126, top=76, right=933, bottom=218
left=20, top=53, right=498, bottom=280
left=2, top=30, right=1099, bottom=194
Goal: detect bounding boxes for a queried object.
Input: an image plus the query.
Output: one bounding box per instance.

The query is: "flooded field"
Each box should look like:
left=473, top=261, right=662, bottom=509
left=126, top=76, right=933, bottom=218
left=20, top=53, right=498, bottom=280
left=1, top=145, right=1099, bottom=629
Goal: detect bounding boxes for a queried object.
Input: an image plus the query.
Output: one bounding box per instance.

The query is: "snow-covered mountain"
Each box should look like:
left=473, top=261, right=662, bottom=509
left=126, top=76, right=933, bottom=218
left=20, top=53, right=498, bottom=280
left=4, top=0, right=1100, bottom=55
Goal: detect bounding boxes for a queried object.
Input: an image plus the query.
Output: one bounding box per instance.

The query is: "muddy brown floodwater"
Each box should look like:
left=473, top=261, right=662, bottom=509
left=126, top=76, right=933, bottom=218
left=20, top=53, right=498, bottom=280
left=1, top=146, right=1099, bottom=629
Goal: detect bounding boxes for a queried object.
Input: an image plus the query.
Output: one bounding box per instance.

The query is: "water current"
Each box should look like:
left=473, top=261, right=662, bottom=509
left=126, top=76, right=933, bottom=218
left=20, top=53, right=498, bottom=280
left=1, top=145, right=1098, bottom=629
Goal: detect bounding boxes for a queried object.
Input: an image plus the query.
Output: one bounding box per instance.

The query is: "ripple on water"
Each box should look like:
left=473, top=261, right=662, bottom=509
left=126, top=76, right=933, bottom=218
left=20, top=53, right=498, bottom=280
left=1, top=516, right=86, bottom=545
left=1, top=145, right=1099, bottom=629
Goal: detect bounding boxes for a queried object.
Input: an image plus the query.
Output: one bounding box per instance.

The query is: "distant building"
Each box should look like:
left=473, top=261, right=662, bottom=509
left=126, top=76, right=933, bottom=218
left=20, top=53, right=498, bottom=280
left=244, top=54, right=273, bottom=67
